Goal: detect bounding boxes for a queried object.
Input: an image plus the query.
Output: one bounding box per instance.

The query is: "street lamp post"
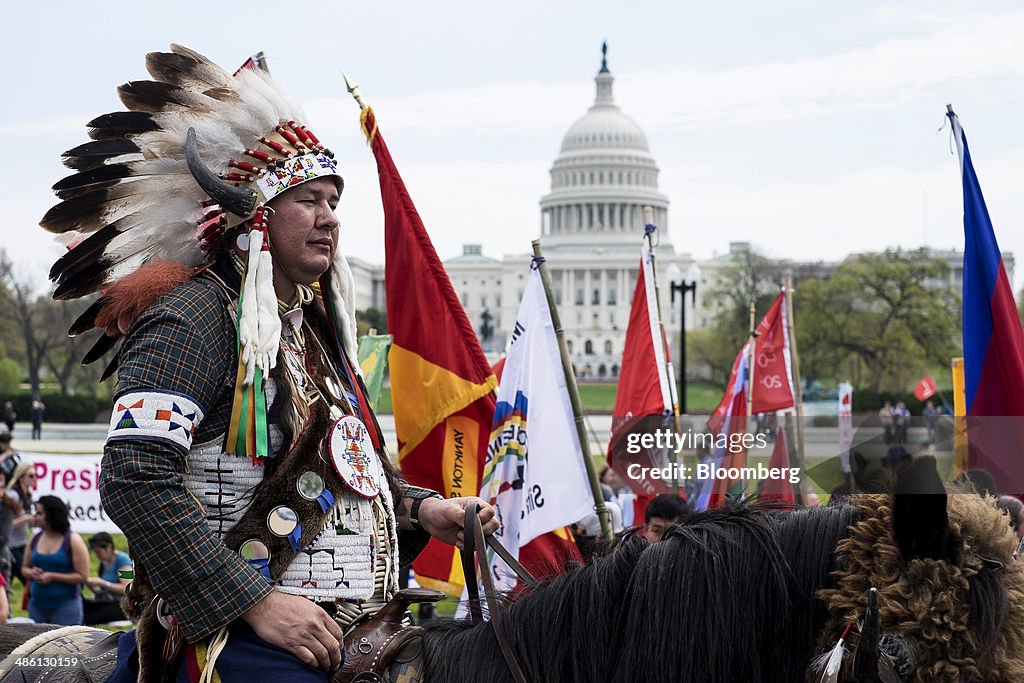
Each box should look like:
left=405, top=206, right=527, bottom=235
left=666, top=263, right=700, bottom=414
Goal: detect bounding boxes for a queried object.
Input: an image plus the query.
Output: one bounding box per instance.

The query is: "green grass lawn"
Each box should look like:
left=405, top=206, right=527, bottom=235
left=370, top=381, right=723, bottom=415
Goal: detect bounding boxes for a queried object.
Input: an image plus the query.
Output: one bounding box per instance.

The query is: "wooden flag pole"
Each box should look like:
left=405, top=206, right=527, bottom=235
left=744, top=301, right=756, bottom=496
left=532, top=240, right=613, bottom=541
left=783, top=277, right=807, bottom=505
left=642, top=206, right=681, bottom=494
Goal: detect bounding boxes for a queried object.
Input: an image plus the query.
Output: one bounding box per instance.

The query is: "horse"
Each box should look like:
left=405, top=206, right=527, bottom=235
left=420, top=456, right=1024, bottom=682
left=2, top=457, right=1022, bottom=682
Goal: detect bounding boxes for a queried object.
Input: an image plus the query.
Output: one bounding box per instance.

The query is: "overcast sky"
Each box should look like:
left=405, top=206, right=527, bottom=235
left=4, top=0, right=1024, bottom=292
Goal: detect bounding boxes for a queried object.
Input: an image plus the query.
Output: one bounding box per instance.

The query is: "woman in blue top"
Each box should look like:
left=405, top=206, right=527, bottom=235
left=23, top=495, right=89, bottom=625
left=83, top=531, right=132, bottom=625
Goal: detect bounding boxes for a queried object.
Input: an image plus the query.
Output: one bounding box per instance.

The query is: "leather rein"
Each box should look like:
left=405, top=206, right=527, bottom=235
left=460, top=504, right=537, bottom=683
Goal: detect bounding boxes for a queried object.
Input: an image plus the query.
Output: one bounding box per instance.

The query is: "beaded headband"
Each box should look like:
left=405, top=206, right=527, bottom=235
left=42, top=45, right=360, bottom=460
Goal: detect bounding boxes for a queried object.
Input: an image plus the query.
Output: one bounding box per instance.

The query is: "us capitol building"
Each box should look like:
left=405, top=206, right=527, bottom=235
left=350, top=47, right=705, bottom=380
left=347, top=47, right=985, bottom=381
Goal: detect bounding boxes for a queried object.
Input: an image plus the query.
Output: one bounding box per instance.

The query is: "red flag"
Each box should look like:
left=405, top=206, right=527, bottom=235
left=627, top=493, right=656, bottom=529
left=362, top=108, right=497, bottom=594
left=914, top=374, right=938, bottom=401
left=607, top=242, right=675, bottom=509
left=362, top=109, right=575, bottom=591
left=233, top=52, right=268, bottom=75
left=492, top=356, right=506, bottom=383
left=708, top=293, right=794, bottom=435
left=517, top=527, right=583, bottom=581
left=696, top=369, right=749, bottom=511
left=760, top=427, right=795, bottom=505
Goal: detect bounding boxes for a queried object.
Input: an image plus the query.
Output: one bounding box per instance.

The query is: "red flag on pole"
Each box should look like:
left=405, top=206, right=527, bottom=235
left=360, top=108, right=498, bottom=594
left=607, top=241, right=675, bottom=521
left=233, top=52, right=267, bottom=75
left=694, top=355, right=749, bottom=510
left=913, top=374, right=938, bottom=401
left=708, top=292, right=795, bottom=435
left=361, top=107, right=578, bottom=591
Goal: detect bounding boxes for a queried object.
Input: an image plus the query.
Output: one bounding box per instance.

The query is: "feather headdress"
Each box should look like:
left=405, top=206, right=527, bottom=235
left=43, top=45, right=361, bottom=459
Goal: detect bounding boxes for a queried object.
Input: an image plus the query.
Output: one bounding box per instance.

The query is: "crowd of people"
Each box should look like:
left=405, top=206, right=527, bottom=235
left=877, top=398, right=951, bottom=447
left=0, top=39, right=1017, bottom=680
left=0, top=430, right=134, bottom=626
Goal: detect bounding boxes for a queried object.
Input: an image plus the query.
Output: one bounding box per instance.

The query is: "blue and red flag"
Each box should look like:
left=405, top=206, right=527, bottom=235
left=948, top=107, right=1024, bottom=495
left=949, top=108, right=1024, bottom=416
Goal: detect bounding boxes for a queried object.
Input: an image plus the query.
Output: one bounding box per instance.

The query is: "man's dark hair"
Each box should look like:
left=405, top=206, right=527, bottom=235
left=37, top=495, right=71, bottom=534
left=88, top=531, right=114, bottom=549
left=645, top=494, right=688, bottom=524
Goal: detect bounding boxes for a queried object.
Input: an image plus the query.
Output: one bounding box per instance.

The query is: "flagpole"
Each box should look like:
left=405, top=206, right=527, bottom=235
left=744, top=301, right=756, bottom=497
left=952, top=357, right=968, bottom=476
left=783, top=277, right=807, bottom=505
left=532, top=240, right=613, bottom=541
left=344, top=73, right=368, bottom=110
left=642, top=206, right=682, bottom=494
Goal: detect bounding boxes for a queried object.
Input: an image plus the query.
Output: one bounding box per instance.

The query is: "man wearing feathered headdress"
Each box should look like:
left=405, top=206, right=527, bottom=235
left=40, top=46, right=497, bottom=681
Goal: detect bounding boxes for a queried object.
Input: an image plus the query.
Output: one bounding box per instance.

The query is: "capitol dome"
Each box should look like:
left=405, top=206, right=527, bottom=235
left=560, top=108, right=649, bottom=152
left=560, top=79, right=650, bottom=153
left=540, top=44, right=669, bottom=252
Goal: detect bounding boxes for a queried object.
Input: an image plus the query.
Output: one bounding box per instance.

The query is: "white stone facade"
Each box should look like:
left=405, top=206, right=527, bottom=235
left=347, top=48, right=1011, bottom=382
left=453, top=51, right=699, bottom=377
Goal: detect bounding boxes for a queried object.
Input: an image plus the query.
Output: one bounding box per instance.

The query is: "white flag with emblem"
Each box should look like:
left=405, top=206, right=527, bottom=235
left=479, top=266, right=594, bottom=591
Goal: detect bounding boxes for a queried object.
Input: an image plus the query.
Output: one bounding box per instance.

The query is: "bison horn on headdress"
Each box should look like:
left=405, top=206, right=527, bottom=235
left=184, top=127, right=257, bottom=217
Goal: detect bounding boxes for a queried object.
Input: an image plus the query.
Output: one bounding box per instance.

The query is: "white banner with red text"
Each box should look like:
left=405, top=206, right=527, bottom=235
left=18, top=452, right=120, bottom=534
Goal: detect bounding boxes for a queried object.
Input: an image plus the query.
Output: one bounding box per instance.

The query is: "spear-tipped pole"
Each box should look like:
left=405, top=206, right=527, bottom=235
left=642, top=206, right=681, bottom=493
left=783, top=277, right=807, bottom=505
left=744, top=301, right=757, bottom=496
left=344, top=72, right=369, bottom=111
left=532, top=239, right=613, bottom=541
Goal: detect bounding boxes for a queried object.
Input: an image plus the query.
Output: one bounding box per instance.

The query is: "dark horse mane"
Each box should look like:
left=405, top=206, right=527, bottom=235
left=423, top=502, right=859, bottom=682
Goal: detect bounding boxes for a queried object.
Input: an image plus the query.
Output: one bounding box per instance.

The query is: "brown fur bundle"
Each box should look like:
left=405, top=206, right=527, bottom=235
left=815, top=494, right=1024, bottom=681
left=94, top=259, right=194, bottom=335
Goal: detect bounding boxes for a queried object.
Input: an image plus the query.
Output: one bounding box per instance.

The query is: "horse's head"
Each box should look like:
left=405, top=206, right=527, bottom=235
left=811, top=456, right=1024, bottom=682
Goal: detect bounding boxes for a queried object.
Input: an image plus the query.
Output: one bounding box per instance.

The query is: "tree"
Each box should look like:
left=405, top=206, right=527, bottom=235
left=356, top=307, right=387, bottom=338
left=794, top=249, right=959, bottom=394
left=691, top=246, right=823, bottom=387
left=0, top=358, right=19, bottom=396
left=38, top=297, right=106, bottom=394
left=0, top=252, right=51, bottom=398
left=0, top=250, right=105, bottom=398
left=690, top=246, right=959, bottom=395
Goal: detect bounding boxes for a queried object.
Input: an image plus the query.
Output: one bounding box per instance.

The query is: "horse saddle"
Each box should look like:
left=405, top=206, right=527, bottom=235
left=333, top=587, right=445, bottom=683
left=0, top=625, right=120, bottom=683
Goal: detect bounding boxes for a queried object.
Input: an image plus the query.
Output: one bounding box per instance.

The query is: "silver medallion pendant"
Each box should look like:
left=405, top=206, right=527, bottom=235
left=327, top=415, right=383, bottom=499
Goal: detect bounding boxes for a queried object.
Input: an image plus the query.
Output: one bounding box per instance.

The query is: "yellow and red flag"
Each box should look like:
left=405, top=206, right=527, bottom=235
left=361, top=108, right=498, bottom=594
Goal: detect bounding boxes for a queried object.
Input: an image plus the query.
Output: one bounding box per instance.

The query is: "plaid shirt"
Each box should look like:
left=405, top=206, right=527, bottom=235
left=100, top=275, right=437, bottom=642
